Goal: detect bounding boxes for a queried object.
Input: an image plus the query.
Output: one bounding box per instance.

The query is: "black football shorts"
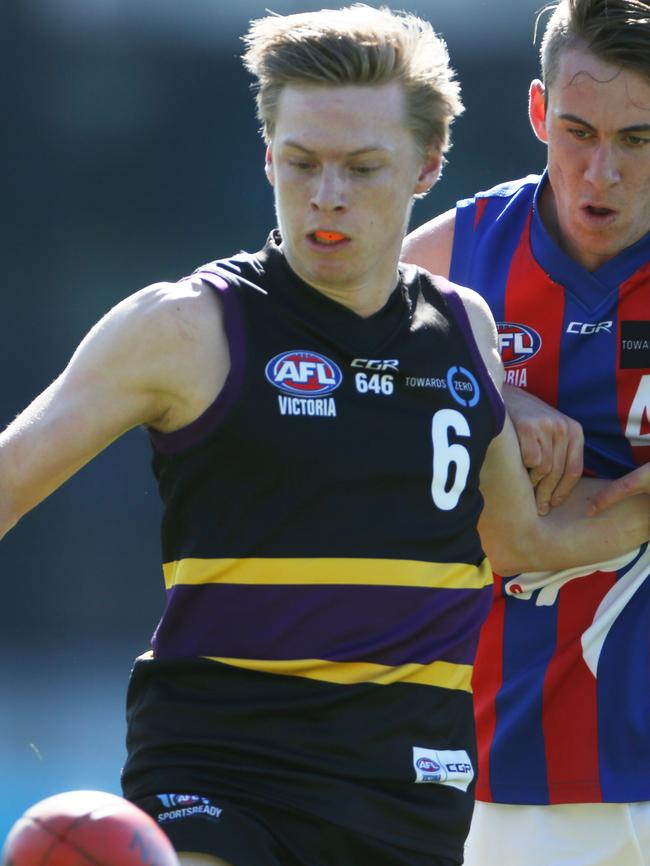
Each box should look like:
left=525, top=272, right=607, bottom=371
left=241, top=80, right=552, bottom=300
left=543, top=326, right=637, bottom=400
left=134, top=792, right=462, bottom=866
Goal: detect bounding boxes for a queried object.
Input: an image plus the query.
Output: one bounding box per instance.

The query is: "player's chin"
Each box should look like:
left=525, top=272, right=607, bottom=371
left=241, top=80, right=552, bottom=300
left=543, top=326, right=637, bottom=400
left=299, top=250, right=354, bottom=277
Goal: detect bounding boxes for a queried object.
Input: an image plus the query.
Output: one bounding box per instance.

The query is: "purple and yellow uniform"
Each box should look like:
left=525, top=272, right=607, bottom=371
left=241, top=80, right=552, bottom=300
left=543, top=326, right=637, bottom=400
left=122, top=232, right=504, bottom=861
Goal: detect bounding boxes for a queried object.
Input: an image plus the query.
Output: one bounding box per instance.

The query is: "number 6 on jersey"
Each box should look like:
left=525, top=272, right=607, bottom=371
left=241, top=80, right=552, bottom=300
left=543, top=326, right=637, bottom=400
left=431, top=409, right=471, bottom=511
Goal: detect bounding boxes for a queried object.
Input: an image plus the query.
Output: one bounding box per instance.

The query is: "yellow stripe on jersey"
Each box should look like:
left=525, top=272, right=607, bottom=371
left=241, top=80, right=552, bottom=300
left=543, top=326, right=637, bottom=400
left=204, top=656, right=474, bottom=692
left=163, top=557, right=492, bottom=591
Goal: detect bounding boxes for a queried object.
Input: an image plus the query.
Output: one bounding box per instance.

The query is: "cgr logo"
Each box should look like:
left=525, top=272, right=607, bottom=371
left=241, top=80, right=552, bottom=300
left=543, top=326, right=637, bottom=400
left=497, top=322, right=542, bottom=367
left=351, top=358, right=399, bottom=371
left=566, top=321, right=613, bottom=335
left=265, top=350, right=342, bottom=396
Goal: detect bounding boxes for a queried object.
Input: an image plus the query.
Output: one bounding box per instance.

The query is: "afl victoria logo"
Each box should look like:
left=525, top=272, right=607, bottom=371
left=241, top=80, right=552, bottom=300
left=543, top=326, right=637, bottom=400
left=497, top=322, right=542, bottom=367
left=265, top=350, right=343, bottom=396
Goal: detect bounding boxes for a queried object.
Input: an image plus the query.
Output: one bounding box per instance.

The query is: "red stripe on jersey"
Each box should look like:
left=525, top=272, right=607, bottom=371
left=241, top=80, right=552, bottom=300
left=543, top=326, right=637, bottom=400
left=503, top=215, right=565, bottom=406
left=617, top=263, right=650, bottom=468
left=474, top=197, right=489, bottom=228
left=641, top=409, right=650, bottom=437
left=474, top=576, right=505, bottom=801
left=543, top=571, right=616, bottom=803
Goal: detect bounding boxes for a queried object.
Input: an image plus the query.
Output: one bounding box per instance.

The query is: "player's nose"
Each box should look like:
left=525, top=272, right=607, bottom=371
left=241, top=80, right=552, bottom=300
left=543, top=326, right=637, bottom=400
left=584, top=142, right=621, bottom=188
left=310, top=166, right=348, bottom=212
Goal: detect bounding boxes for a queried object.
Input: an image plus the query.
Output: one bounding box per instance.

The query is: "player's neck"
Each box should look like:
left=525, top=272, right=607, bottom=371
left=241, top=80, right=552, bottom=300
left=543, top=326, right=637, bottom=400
left=537, top=182, right=561, bottom=247
left=283, top=250, right=400, bottom=318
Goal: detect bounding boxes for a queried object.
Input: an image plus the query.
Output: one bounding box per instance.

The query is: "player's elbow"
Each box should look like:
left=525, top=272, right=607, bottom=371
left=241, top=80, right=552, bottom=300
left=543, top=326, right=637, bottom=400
left=479, top=521, right=543, bottom=576
left=482, top=546, right=532, bottom=577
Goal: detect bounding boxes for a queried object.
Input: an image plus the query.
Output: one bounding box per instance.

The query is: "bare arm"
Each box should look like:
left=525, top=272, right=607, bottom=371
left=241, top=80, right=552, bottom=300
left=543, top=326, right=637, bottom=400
left=0, top=279, right=228, bottom=539
left=478, top=410, right=650, bottom=574
left=502, top=383, right=584, bottom=513
left=588, top=464, right=650, bottom=515
left=455, top=282, right=650, bottom=574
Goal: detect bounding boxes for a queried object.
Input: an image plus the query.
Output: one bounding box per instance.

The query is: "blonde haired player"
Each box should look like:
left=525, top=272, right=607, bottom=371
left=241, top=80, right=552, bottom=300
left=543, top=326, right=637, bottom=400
left=3, top=5, right=649, bottom=865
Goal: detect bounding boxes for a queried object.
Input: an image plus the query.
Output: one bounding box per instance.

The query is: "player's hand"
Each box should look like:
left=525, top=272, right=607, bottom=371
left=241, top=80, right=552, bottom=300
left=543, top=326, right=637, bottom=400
left=503, top=383, right=584, bottom=515
left=588, top=464, right=650, bottom=515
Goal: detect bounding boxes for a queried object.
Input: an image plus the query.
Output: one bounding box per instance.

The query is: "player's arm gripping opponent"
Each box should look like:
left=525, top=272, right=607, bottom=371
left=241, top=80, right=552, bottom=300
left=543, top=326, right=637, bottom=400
left=453, top=281, right=650, bottom=574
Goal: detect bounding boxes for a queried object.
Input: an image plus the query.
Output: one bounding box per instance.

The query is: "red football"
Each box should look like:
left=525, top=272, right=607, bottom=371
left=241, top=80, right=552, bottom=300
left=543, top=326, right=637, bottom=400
left=1, top=790, right=179, bottom=866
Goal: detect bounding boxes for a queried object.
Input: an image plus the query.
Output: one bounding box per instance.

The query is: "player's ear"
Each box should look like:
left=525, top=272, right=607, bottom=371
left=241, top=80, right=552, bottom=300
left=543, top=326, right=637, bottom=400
left=414, top=148, right=442, bottom=195
left=265, top=145, right=275, bottom=186
left=529, top=79, right=548, bottom=144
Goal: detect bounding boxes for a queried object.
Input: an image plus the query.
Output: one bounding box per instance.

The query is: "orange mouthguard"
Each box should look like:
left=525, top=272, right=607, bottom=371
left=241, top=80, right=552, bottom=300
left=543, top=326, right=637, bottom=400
left=314, top=230, right=346, bottom=242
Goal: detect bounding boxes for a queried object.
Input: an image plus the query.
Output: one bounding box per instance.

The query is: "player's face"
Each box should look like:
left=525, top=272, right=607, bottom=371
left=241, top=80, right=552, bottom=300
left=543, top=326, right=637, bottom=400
left=529, top=47, right=650, bottom=271
left=265, top=82, right=440, bottom=307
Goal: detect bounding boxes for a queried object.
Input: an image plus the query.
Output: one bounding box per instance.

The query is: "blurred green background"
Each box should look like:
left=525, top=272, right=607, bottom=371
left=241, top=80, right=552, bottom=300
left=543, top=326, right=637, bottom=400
left=1, top=0, right=547, bottom=840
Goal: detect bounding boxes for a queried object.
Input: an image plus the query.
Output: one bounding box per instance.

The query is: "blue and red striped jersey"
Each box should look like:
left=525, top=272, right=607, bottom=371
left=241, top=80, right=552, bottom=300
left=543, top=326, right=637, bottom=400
left=450, top=173, right=650, bottom=804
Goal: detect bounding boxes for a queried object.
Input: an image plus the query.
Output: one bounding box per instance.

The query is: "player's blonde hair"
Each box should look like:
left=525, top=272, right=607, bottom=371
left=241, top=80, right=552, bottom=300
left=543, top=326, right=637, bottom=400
left=537, top=0, right=650, bottom=90
left=241, top=4, right=463, bottom=156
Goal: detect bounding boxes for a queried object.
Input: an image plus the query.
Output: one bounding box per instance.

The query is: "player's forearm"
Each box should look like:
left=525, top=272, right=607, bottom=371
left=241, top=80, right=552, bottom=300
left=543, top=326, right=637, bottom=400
left=538, top=478, right=650, bottom=568
left=0, top=495, right=21, bottom=540
left=484, top=478, right=650, bottom=575
left=0, top=451, right=63, bottom=540
left=0, top=381, right=115, bottom=539
left=0, top=434, right=36, bottom=539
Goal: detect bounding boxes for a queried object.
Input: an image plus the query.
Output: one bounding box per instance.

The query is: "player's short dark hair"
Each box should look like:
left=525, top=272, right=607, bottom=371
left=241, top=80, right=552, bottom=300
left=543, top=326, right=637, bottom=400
left=538, top=0, right=650, bottom=90
left=241, top=4, right=463, bottom=156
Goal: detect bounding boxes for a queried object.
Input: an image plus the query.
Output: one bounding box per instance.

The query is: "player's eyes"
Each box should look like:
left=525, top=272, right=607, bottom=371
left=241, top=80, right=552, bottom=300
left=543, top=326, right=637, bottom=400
left=622, top=134, right=650, bottom=148
left=288, top=159, right=317, bottom=170
left=349, top=164, right=380, bottom=175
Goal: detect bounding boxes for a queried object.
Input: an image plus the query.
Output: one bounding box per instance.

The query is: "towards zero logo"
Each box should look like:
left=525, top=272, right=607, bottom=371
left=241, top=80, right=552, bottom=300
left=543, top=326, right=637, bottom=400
left=265, top=350, right=342, bottom=396
left=447, top=366, right=480, bottom=408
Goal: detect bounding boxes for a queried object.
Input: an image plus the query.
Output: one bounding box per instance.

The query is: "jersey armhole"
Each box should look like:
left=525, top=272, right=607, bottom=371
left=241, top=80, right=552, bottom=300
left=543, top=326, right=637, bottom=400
left=438, top=281, right=506, bottom=437
left=148, top=272, right=246, bottom=455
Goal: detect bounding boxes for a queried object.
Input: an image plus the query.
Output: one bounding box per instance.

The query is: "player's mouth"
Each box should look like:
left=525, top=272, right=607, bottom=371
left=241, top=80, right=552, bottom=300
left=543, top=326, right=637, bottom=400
left=307, top=230, right=351, bottom=249
left=581, top=203, right=618, bottom=225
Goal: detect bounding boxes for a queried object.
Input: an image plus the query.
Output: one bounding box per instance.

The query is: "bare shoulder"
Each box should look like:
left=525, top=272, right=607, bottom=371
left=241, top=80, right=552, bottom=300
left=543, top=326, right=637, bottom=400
left=75, top=278, right=222, bottom=384
left=112, top=276, right=223, bottom=344
left=65, top=275, right=229, bottom=432
left=437, top=276, right=503, bottom=391
left=132, top=277, right=229, bottom=431
left=444, top=278, right=494, bottom=329
left=401, top=207, right=456, bottom=278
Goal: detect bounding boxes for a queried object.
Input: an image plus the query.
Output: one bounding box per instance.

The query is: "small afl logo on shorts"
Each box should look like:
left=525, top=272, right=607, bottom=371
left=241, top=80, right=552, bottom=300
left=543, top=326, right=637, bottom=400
left=447, top=366, right=480, bottom=408
left=155, top=793, right=223, bottom=823
left=265, top=350, right=343, bottom=396
left=413, top=747, right=474, bottom=792
left=415, top=757, right=445, bottom=782
left=157, top=794, right=206, bottom=808
left=497, top=322, right=542, bottom=367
